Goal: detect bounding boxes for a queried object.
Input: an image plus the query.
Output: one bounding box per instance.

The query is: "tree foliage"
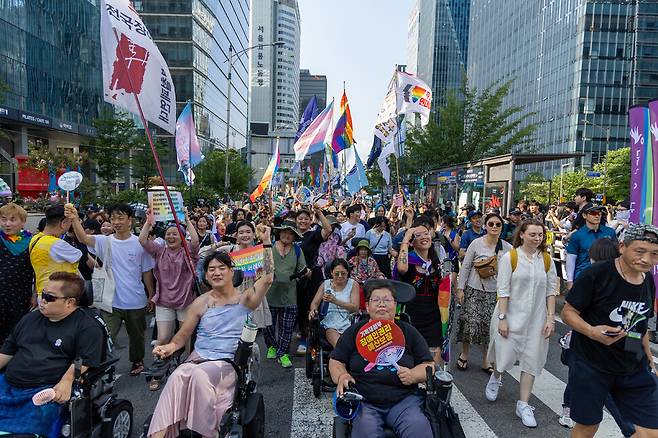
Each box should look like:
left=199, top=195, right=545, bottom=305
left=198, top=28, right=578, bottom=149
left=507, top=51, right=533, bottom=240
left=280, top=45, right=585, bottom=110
left=130, top=136, right=170, bottom=193
left=195, top=149, right=253, bottom=198
left=405, top=79, right=537, bottom=176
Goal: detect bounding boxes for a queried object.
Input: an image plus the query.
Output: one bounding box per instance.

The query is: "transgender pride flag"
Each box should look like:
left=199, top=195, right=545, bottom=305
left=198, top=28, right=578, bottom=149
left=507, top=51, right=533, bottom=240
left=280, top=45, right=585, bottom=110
left=175, top=102, right=204, bottom=186
left=294, top=101, right=334, bottom=161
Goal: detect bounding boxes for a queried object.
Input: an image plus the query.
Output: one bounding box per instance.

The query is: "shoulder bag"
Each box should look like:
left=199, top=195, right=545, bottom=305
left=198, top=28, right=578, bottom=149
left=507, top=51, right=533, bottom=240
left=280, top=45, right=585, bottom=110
left=91, top=237, right=116, bottom=313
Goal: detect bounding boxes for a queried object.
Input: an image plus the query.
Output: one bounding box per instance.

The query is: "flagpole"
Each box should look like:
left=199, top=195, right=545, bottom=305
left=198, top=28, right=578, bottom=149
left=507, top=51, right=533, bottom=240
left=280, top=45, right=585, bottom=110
left=111, top=28, right=194, bottom=269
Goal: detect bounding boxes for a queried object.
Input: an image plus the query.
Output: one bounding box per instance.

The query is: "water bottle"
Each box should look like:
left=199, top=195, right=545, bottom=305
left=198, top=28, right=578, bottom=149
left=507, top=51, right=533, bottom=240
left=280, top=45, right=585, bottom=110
left=434, top=369, right=453, bottom=402
left=234, top=322, right=258, bottom=367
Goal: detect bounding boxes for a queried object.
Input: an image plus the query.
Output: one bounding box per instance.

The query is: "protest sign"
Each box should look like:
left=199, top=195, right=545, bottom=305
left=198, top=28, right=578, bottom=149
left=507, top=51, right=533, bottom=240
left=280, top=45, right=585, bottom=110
left=356, top=319, right=405, bottom=372
left=230, top=244, right=264, bottom=277
left=148, top=190, right=185, bottom=222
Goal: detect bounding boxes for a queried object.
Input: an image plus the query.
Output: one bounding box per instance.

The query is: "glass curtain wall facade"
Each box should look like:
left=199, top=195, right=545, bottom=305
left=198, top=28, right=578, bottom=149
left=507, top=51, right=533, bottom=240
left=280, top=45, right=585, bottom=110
left=412, top=0, right=470, bottom=121
left=469, top=0, right=657, bottom=176
left=136, top=0, right=250, bottom=154
left=299, top=69, right=327, bottom=119
left=273, top=0, right=300, bottom=129
left=0, top=0, right=104, bottom=126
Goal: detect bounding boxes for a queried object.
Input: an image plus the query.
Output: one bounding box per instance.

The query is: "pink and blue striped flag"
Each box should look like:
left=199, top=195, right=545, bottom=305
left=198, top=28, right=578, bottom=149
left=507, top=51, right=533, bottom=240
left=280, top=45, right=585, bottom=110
left=294, top=101, right=334, bottom=161
left=175, top=102, right=204, bottom=186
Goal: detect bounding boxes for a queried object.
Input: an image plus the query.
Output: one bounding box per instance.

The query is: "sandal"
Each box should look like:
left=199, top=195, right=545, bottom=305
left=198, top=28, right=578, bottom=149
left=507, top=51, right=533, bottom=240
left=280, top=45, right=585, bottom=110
left=130, top=361, right=144, bottom=376
left=481, top=366, right=494, bottom=375
left=456, top=356, right=468, bottom=371
left=148, top=378, right=162, bottom=391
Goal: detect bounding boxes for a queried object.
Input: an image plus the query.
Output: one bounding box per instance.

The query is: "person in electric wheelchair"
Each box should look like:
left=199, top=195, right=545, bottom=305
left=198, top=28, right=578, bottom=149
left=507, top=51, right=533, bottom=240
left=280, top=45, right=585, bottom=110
left=329, top=279, right=434, bottom=438
left=145, top=224, right=274, bottom=438
left=0, top=272, right=127, bottom=438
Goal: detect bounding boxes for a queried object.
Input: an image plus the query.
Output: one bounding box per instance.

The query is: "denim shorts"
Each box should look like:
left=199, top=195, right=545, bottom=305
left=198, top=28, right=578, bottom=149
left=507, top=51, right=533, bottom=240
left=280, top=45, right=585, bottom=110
left=569, top=357, right=658, bottom=429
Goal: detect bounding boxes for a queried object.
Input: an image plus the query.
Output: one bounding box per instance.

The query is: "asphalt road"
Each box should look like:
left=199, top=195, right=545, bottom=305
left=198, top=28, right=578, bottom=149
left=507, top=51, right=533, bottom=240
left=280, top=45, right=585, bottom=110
left=109, top=309, right=658, bottom=438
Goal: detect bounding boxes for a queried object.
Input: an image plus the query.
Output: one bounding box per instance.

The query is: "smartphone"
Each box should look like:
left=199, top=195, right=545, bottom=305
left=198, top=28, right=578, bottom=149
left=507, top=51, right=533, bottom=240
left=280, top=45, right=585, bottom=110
left=394, top=195, right=403, bottom=207
left=602, top=330, right=623, bottom=337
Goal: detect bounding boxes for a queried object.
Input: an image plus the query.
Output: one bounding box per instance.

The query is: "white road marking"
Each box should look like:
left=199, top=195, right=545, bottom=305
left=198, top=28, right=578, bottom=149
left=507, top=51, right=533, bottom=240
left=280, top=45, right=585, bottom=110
left=450, top=385, right=498, bottom=438
left=507, top=366, right=621, bottom=437
left=291, top=368, right=333, bottom=438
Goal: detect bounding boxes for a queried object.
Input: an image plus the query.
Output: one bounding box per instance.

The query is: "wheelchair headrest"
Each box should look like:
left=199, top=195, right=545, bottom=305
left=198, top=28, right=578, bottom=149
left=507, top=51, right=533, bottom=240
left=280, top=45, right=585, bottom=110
left=363, top=279, right=416, bottom=304
left=233, top=270, right=244, bottom=287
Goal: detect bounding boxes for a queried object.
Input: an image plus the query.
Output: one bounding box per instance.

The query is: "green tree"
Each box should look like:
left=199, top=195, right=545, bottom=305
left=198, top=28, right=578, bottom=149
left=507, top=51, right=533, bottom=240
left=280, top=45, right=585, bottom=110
left=130, top=136, right=170, bottom=193
left=405, top=79, right=537, bottom=176
left=195, top=149, right=253, bottom=198
left=590, top=147, right=630, bottom=203
left=84, top=113, right=139, bottom=196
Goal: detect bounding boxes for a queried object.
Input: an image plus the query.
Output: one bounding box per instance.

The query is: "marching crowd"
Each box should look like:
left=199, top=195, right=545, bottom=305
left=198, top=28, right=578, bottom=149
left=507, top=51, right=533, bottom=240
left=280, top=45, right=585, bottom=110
left=0, top=187, right=656, bottom=438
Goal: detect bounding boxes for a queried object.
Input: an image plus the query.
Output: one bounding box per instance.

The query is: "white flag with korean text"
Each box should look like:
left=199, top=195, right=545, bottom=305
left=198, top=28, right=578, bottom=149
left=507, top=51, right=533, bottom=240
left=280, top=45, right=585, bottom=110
left=100, top=0, right=176, bottom=134
left=373, top=71, right=399, bottom=143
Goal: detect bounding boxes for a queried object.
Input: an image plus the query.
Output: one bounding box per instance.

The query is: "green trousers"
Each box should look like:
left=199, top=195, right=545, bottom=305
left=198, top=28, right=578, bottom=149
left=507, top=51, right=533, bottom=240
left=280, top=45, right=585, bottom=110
left=101, top=307, right=146, bottom=363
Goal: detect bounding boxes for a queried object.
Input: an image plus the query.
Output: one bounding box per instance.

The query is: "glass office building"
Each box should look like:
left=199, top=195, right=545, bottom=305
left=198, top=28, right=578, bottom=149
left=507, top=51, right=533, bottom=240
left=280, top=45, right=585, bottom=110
left=299, top=69, right=327, bottom=119
left=410, top=0, right=470, bottom=119
left=136, top=0, right=250, bottom=152
left=0, top=0, right=104, bottom=194
left=468, top=0, right=658, bottom=175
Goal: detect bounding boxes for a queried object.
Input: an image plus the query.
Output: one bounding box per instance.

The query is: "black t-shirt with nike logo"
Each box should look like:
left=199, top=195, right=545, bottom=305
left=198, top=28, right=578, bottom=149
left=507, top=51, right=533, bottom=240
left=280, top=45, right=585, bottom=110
left=567, top=259, right=655, bottom=375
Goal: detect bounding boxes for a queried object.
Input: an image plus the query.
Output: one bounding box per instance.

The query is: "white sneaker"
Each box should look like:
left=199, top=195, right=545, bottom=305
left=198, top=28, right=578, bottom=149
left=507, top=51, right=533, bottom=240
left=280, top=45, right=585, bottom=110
left=558, top=407, right=574, bottom=428
left=485, top=374, right=502, bottom=401
left=296, top=343, right=307, bottom=355
left=516, top=401, right=537, bottom=428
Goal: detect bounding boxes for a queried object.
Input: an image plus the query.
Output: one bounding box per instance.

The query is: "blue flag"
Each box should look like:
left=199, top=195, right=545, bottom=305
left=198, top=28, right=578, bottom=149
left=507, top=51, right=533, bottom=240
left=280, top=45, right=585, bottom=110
left=346, top=151, right=369, bottom=195
left=366, top=136, right=382, bottom=169
left=295, top=95, right=319, bottom=141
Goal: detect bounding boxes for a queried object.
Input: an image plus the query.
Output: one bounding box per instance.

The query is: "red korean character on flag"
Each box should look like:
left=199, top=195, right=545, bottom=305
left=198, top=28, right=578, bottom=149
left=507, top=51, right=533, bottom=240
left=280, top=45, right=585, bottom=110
left=109, top=33, right=150, bottom=96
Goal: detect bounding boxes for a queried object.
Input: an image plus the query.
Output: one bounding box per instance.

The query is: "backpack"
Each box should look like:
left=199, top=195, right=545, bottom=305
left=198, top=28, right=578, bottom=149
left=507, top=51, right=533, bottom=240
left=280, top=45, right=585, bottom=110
left=510, top=247, right=551, bottom=273
left=316, top=231, right=346, bottom=273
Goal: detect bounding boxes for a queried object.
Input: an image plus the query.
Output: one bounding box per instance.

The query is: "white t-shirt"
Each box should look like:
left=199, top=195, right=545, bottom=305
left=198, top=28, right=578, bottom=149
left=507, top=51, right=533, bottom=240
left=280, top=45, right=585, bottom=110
left=92, top=235, right=155, bottom=310
left=340, top=222, right=366, bottom=249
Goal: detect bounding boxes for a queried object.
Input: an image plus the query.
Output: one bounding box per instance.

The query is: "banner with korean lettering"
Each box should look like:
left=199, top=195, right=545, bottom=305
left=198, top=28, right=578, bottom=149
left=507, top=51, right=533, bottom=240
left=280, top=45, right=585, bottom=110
left=629, top=106, right=648, bottom=224
left=647, top=100, right=658, bottom=226
left=100, top=0, right=176, bottom=134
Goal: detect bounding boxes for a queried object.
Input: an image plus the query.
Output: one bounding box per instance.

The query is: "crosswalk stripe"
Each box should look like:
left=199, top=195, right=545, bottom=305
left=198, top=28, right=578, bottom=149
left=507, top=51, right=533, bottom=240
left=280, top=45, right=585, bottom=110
left=291, top=368, right=333, bottom=438
left=450, top=385, right=498, bottom=438
left=507, top=366, right=621, bottom=437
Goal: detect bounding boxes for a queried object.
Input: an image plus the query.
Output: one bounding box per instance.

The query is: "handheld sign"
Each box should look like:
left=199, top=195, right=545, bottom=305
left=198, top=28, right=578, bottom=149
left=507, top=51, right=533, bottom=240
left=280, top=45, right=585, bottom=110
left=356, top=319, right=405, bottom=372
left=230, top=244, right=264, bottom=278
left=57, top=171, right=83, bottom=203
left=295, top=186, right=313, bottom=204
left=147, top=191, right=185, bottom=222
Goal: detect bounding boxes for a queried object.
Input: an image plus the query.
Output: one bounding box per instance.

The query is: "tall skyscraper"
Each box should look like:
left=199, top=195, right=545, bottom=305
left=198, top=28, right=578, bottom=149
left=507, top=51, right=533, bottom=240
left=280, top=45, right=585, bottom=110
left=299, top=69, right=327, bottom=118
left=0, top=0, right=104, bottom=195
left=249, top=0, right=301, bottom=183
left=138, top=0, right=251, bottom=154
left=468, top=0, right=658, bottom=175
left=409, top=0, right=471, bottom=118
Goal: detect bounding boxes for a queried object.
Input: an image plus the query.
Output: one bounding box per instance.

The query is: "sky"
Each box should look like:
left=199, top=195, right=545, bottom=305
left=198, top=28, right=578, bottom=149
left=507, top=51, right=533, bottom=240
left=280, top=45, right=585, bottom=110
left=297, top=0, right=415, bottom=162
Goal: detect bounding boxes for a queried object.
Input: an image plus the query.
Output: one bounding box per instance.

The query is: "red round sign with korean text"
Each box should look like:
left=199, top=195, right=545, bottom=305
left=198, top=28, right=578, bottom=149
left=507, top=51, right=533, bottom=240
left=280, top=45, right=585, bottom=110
left=356, top=319, right=406, bottom=371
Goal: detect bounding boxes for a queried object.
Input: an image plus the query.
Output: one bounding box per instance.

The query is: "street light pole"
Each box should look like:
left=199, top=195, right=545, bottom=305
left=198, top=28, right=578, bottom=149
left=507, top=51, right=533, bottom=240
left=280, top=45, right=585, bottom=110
left=224, top=44, right=233, bottom=201
left=223, top=40, right=284, bottom=201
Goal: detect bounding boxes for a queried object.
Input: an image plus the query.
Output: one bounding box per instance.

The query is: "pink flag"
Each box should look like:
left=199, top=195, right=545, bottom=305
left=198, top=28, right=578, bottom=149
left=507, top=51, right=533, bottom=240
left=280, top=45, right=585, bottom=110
left=294, top=101, right=334, bottom=161
left=175, top=102, right=204, bottom=186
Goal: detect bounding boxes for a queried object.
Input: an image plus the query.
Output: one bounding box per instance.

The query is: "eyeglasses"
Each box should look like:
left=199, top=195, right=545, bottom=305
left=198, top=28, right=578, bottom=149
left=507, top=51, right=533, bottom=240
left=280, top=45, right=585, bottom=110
left=333, top=271, right=348, bottom=277
left=369, top=297, right=395, bottom=305
left=487, top=222, right=503, bottom=228
left=41, top=291, right=71, bottom=303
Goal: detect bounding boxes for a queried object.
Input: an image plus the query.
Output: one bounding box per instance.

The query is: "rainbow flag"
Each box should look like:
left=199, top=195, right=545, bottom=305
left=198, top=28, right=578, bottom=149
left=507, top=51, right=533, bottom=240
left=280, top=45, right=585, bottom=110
left=331, top=91, right=354, bottom=154
left=229, top=244, right=264, bottom=277
left=249, top=142, right=279, bottom=202
left=175, top=102, right=204, bottom=186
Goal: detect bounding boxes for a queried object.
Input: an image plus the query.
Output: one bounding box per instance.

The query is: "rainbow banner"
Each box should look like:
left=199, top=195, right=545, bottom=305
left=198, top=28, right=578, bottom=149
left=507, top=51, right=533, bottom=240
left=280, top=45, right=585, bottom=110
left=250, top=141, right=280, bottom=202
left=438, top=276, right=452, bottom=362
left=230, top=244, right=264, bottom=277
left=331, top=90, right=354, bottom=154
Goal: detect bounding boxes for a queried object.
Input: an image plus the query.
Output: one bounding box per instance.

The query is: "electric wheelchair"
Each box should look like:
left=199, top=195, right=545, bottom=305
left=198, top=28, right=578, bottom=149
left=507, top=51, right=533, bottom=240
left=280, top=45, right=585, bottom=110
left=139, top=271, right=264, bottom=438
left=4, top=309, right=134, bottom=438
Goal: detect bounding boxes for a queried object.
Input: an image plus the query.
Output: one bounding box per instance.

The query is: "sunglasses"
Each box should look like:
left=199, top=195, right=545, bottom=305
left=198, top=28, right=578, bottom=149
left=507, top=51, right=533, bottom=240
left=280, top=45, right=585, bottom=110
left=487, top=222, right=503, bottom=228
left=586, top=210, right=602, bottom=216
left=41, top=291, right=71, bottom=303
left=333, top=271, right=348, bottom=277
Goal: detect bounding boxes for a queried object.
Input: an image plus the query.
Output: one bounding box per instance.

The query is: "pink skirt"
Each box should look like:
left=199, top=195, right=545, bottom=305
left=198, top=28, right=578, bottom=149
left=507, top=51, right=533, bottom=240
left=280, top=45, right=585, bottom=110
left=147, top=353, right=237, bottom=438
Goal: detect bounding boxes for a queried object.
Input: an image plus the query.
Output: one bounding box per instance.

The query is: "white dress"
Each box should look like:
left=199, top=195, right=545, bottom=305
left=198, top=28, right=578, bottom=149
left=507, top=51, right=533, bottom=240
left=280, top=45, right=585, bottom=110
left=487, top=249, right=558, bottom=376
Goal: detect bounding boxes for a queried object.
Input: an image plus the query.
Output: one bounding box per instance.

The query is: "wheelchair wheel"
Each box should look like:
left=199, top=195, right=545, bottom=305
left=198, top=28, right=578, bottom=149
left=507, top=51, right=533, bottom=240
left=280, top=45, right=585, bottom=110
left=312, top=375, right=321, bottom=398
left=305, top=347, right=314, bottom=378
left=101, top=399, right=133, bottom=438
left=243, top=393, right=265, bottom=438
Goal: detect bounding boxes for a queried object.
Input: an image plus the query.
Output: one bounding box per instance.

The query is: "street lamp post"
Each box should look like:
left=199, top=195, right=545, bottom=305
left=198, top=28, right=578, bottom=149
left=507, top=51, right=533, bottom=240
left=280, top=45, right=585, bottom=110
left=223, top=40, right=284, bottom=200
left=581, top=120, right=611, bottom=203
